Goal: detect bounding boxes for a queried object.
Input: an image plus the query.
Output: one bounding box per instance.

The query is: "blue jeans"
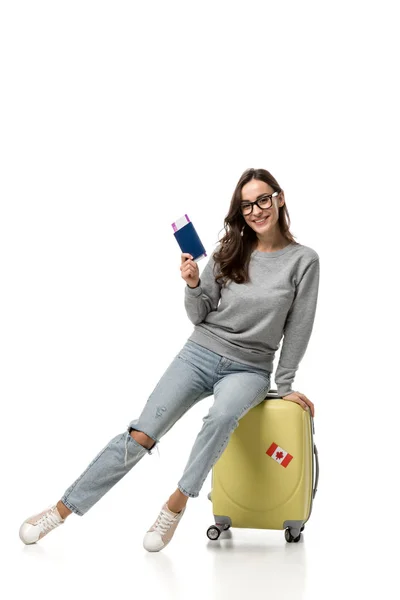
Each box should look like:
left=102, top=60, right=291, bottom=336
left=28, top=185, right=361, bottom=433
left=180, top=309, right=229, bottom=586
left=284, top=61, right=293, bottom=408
left=61, top=340, right=272, bottom=516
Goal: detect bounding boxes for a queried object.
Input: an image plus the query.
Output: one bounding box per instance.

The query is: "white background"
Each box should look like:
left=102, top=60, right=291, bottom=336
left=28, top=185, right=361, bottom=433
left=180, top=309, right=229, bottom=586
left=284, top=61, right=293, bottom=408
left=1, top=1, right=399, bottom=599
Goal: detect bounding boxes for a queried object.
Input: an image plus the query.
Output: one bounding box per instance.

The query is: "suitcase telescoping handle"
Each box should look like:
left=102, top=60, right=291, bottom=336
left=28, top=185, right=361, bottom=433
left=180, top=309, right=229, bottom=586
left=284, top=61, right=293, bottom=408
left=266, top=390, right=319, bottom=499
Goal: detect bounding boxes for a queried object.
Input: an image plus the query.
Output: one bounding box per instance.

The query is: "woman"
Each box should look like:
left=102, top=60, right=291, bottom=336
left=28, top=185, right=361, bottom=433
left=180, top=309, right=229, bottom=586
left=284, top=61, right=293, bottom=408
left=19, top=167, right=319, bottom=552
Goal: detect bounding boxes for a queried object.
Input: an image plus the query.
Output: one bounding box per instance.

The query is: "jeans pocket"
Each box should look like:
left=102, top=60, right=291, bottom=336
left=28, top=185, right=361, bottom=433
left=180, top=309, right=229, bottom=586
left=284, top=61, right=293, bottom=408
left=177, top=340, right=208, bottom=364
left=177, top=340, right=195, bottom=359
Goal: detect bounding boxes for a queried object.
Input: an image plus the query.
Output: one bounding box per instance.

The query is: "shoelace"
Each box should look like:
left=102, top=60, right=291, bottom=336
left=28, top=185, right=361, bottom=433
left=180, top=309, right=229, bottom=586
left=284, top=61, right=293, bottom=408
left=153, top=509, right=177, bottom=535
left=36, top=508, right=63, bottom=534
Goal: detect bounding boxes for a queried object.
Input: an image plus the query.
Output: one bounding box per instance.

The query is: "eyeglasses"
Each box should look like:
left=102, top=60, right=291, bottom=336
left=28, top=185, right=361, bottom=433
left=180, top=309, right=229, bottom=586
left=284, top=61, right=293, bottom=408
left=240, top=192, right=280, bottom=216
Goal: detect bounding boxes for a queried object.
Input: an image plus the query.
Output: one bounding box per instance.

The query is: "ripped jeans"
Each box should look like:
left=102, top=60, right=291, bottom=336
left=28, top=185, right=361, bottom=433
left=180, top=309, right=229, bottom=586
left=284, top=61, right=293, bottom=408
left=61, top=340, right=272, bottom=516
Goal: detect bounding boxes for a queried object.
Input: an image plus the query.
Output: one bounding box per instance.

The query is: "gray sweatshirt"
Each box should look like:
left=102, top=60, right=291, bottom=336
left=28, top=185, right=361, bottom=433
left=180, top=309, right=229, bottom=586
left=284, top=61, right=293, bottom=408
left=184, top=241, right=320, bottom=397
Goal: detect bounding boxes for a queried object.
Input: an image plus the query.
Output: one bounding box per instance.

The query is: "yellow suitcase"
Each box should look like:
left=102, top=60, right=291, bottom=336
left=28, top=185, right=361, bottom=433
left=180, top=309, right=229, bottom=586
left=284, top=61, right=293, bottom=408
left=207, top=389, right=319, bottom=543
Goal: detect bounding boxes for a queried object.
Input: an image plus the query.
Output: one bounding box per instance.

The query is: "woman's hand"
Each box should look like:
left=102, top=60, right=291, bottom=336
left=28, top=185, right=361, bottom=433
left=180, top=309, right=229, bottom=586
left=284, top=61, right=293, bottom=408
left=181, top=253, right=200, bottom=288
left=282, top=391, right=315, bottom=417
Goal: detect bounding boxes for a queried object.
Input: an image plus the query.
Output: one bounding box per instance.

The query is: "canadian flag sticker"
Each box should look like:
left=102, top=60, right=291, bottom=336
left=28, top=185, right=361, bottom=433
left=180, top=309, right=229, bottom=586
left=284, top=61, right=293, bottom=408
left=266, top=442, right=294, bottom=468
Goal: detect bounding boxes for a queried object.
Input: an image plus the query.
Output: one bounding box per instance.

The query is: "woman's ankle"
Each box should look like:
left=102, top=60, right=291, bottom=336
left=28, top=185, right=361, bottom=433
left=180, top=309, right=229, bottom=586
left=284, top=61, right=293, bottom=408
left=56, top=500, right=72, bottom=520
left=167, top=488, right=189, bottom=513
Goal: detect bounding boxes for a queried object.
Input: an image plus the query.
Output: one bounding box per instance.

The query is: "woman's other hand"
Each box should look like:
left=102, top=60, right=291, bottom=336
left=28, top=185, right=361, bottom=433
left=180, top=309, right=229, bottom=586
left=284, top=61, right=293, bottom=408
left=282, top=391, right=315, bottom=417
left=181, top=253, right=200, bottom=288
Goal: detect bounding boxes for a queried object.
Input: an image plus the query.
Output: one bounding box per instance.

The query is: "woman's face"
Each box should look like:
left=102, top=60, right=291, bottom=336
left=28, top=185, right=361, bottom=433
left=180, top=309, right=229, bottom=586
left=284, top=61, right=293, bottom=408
left=241, top=179, right=284, bottom=234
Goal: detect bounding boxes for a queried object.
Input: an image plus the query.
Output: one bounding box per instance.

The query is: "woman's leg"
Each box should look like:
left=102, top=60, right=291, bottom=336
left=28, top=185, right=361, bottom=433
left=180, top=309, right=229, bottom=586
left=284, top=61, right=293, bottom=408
left=55, top=429, right=154, bottom=519
left=140, top=343, right=253, bottom=552
left=59, top=342, right=215, bottom=517
left=176, top=357, right=272, bottom=499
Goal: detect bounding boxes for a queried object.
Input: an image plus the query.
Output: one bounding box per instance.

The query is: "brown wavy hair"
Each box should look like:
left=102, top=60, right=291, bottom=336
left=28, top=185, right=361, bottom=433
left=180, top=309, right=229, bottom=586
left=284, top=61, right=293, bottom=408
left=212, top=168, right=299, bottom=287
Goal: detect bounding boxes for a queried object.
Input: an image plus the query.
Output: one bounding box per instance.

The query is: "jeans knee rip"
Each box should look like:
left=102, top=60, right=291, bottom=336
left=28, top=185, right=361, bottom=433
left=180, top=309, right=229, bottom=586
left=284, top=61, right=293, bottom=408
left=124, top=427, right=160, bottom=467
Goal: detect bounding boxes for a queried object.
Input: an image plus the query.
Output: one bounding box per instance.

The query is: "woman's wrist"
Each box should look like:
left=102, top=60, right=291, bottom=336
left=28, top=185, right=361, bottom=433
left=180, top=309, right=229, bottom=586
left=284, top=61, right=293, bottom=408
left=187, top=279, right=200, bottom=289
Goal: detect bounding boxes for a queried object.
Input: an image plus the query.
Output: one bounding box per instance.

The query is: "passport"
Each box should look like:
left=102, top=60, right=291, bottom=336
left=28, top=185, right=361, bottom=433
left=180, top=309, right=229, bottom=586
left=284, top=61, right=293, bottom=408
left=171, top=214, right=207, bottom=262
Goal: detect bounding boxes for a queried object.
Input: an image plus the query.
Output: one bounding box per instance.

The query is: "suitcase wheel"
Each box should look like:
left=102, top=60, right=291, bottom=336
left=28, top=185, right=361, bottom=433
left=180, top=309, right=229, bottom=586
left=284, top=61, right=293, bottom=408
left=206, top=516, right=231, bottom=540
left=285, top=527, right=302, bottom=543
left=207, top=525, right=221, bottom=540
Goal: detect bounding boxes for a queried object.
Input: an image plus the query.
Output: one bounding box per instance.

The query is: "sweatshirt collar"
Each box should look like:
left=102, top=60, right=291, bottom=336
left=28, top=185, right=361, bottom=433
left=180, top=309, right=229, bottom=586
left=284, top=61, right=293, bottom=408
left=252, top=241, right=297, bottom=258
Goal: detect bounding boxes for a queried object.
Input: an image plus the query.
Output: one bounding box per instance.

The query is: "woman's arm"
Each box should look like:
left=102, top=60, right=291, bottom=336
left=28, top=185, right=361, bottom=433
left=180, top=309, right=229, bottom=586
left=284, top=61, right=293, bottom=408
left=274, top=258, right=320, bottom=397
left=184, top=249, right=222, bottom=325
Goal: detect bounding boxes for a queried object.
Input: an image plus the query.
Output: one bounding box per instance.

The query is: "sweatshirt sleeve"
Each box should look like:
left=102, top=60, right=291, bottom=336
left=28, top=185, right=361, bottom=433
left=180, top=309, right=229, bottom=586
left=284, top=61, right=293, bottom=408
left=184, top=251, right=222, bottom=325
left=275, top=258, right=320, bottom=397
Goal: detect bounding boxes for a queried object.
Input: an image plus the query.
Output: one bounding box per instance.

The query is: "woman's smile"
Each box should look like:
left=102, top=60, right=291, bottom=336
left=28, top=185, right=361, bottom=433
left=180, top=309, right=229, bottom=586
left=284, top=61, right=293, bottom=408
left=253, top=215, right=270, bottom=226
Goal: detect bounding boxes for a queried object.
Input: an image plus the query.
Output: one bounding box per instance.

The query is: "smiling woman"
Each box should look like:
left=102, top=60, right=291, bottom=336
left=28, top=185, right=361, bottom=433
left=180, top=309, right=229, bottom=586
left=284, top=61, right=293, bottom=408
left=212, top=168, right=298, bottom=286
left=19, top=166, right=319, bottom=556
left=186, top=167, right=319, bottom=415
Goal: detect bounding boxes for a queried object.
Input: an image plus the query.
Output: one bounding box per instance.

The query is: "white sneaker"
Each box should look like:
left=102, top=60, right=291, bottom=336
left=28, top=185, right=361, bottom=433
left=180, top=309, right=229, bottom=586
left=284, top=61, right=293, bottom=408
left=143, top=502, right=186, bottom=552
left=19, top=505, right=65, bottom=545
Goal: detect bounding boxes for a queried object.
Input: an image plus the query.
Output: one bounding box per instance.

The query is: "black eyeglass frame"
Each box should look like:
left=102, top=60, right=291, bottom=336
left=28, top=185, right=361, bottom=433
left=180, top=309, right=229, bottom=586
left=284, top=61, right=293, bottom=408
left=240, top=191, right=280, bottom=215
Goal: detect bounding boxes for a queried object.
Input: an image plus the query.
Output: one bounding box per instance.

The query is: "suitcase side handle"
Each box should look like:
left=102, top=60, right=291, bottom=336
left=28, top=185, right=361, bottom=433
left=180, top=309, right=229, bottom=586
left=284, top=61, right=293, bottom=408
left=313, top=443, right=319, bottom=499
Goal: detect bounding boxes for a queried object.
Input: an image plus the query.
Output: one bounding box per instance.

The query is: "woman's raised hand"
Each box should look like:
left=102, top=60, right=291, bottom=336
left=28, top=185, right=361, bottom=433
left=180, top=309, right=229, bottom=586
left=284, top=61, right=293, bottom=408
left=180, top=253, right=200, bottom=288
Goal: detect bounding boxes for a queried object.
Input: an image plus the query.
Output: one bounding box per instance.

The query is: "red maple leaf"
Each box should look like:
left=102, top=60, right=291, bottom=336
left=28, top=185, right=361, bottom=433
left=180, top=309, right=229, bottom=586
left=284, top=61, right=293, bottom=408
left=275, top=451, right=284, bottom=460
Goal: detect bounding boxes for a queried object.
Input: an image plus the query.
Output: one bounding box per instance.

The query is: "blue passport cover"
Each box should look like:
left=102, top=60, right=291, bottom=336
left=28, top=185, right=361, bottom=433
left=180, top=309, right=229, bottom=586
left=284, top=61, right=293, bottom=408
left=173, top=221, right=207, bottom=261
